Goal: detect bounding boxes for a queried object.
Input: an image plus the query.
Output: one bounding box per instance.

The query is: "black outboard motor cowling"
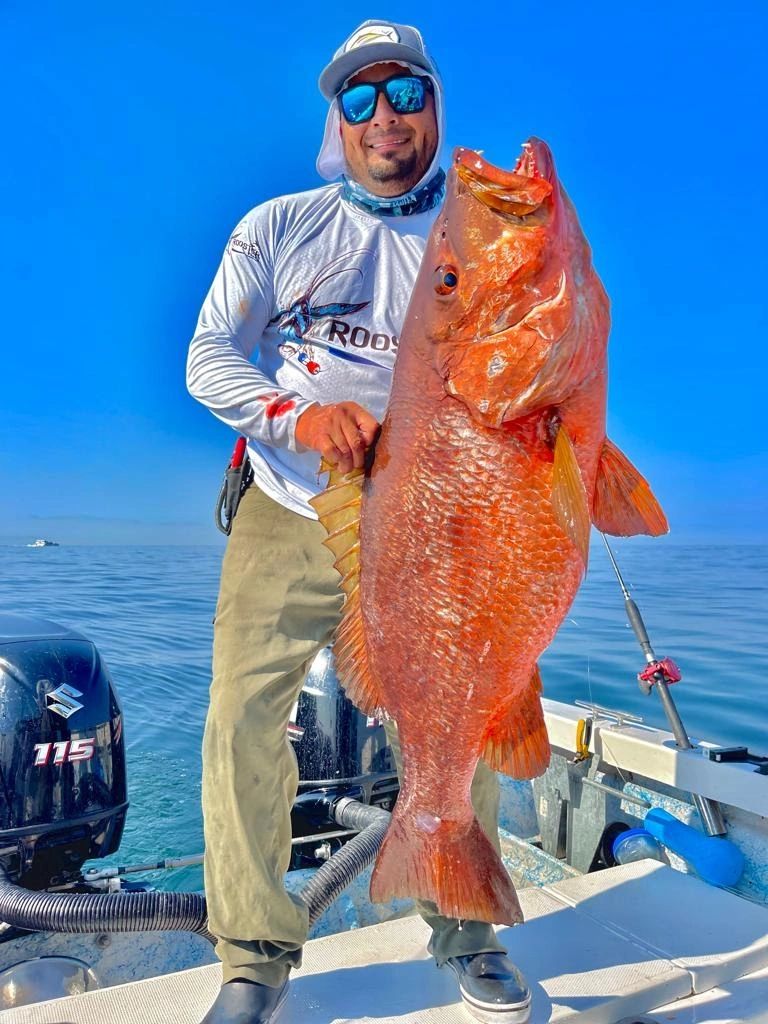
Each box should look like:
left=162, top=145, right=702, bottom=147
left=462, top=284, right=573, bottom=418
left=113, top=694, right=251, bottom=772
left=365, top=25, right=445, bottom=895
left=0, top=613, right=127, bottom=889
left=0, top=618, right=384, bottom=945
left=288, top=647, right=399, bottom=867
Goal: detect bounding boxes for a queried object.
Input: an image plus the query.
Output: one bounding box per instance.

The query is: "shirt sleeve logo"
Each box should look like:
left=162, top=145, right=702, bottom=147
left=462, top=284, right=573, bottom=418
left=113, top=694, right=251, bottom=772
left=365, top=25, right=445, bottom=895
left=228, top=233, right=262, bottom=262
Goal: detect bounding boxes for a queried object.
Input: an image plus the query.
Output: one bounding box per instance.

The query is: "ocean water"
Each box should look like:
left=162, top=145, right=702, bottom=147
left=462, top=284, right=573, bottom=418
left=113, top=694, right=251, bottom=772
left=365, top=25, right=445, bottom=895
left=1, top=540, right=766, bottom=892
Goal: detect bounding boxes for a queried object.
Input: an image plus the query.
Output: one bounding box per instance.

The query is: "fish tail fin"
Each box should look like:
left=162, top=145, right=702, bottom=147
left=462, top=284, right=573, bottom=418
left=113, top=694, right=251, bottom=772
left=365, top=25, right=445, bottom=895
left=370, top=805, right=523, bottom=925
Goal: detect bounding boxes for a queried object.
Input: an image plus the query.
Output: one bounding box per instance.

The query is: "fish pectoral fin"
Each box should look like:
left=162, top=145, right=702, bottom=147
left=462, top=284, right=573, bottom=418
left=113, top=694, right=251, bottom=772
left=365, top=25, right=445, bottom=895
left=593, top=439, right=669, bottom=536
left=308, top=461, right=385, bottom=716
left=552, top=423, right=591, bottom=567
left=480, top=664, right=550, bottom=780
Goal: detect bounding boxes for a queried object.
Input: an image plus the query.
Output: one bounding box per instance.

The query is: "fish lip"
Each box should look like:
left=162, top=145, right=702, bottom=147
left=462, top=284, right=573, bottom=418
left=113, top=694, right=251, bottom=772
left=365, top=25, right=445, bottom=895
left=453, top=140, right=554, bottom=215
left=454, top=137, right=555, bottom=184
left=454, top=148, right=522, bottom=187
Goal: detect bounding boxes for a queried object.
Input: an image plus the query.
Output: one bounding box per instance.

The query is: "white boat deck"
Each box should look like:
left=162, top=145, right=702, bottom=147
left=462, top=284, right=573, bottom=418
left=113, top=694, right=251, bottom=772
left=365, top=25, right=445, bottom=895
left=4, top=860, right=768, bottom=1023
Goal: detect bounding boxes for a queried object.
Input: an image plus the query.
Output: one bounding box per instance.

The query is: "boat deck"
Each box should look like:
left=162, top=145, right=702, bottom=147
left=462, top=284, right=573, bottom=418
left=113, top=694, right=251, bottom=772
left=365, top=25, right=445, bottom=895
left=3, top=860, right=768, bottom=1023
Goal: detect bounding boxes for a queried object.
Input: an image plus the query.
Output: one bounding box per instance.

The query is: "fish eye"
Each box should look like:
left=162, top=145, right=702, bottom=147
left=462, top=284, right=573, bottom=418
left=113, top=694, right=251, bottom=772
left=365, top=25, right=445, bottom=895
left=435, top=265, right=459, bottom=295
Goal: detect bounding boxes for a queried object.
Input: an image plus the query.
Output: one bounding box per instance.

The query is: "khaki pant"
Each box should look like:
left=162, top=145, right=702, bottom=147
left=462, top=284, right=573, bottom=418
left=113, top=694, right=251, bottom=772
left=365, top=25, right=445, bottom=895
left=202, top=485, right=504, bottom=987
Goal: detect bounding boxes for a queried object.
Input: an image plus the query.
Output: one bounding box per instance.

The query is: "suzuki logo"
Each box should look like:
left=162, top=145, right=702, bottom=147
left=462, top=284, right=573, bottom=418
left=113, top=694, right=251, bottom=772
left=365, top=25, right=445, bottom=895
left=45, top=683, right=84, bottom=719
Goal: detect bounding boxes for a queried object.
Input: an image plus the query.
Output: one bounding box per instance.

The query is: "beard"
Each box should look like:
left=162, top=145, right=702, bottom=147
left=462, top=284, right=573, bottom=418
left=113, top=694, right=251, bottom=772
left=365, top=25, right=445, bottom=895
left=367, top=149, right=419, bottom=185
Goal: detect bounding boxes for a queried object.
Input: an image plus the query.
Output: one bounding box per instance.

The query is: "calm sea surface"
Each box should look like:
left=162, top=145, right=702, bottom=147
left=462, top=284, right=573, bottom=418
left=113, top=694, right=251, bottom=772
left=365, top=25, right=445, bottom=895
left=1, top=541, right=766, bottom=891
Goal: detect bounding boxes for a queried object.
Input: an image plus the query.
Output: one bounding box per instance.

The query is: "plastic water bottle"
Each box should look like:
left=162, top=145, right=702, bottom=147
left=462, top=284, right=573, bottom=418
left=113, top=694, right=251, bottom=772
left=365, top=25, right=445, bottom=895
left=644, top=807, right=745, bottom=887
left=612, top=828, right=665, bottom=866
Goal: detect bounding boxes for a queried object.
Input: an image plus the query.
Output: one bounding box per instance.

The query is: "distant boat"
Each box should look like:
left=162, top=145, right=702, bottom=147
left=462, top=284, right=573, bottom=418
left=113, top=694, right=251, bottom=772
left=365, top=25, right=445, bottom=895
left=26, top=538, right=59, bottom=548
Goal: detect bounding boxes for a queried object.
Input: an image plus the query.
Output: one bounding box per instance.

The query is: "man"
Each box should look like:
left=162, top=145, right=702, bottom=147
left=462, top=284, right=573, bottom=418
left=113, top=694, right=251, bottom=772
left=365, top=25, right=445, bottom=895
left=188, top=21, right=531, bottom=1024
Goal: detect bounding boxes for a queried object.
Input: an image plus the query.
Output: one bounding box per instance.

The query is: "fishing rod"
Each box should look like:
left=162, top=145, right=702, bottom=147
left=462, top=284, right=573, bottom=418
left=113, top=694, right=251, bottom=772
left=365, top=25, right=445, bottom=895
left=600, top=533, right=727, bottom=837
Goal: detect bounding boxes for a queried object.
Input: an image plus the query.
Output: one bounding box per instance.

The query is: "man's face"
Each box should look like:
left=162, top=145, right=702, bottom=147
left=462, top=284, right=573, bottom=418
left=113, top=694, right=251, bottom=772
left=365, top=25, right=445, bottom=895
left=339, top=62, right=439, bottom=198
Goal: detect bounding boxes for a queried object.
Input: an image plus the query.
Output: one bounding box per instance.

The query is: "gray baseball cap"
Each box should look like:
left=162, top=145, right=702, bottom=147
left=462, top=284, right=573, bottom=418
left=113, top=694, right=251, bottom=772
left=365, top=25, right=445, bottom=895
left=318, top=20, right=439, bottom=100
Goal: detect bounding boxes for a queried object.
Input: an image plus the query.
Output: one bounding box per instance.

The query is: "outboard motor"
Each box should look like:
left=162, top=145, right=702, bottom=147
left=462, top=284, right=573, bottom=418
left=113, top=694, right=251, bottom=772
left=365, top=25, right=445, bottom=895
left=0, top=613, right=127, bottom=890
left=0, top=613, right=389, bottom=996
left=289, top=647, right=399, bottom=868
left=0, top=610, right=394, bottom=885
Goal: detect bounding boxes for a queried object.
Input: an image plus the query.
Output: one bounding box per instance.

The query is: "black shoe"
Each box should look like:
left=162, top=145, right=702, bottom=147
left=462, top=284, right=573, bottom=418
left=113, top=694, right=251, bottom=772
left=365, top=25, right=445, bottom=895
left=444, top=952, right=531, bottom=1023
left=199, top=979, right=289, bottom=1024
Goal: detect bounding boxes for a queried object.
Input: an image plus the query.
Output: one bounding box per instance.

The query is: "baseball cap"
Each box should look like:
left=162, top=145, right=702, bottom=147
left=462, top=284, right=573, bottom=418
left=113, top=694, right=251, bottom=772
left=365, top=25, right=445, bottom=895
left=318, top=20, right=440, bottom=100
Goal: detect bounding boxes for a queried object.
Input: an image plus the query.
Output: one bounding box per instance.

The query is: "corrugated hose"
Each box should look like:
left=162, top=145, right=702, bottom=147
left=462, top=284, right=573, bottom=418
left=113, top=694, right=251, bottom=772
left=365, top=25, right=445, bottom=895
left=0, top=799, right=390, bottom=938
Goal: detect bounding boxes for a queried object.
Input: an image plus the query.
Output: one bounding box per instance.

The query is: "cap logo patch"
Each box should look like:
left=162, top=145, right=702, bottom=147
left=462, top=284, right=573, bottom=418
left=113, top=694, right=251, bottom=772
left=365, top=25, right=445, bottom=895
left=344, top=25, right=400, bottom=52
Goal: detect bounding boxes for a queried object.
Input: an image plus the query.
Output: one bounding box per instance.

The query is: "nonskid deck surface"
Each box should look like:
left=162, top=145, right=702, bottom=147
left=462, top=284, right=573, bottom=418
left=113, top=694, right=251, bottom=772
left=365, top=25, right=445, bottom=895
left=3, top=861, right=768, bottom=1024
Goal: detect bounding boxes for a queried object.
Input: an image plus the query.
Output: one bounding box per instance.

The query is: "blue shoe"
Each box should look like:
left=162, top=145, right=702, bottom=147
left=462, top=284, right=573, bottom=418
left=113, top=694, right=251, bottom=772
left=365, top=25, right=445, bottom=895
left=444, top=952, right=531, bottom=1023
left=200, top=979, right=289, bottom=1024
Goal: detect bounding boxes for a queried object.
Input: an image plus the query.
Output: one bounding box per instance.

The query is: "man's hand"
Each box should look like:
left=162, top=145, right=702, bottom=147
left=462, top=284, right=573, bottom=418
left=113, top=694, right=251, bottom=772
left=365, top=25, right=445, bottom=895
left=295, top=402, right=379, bottom=475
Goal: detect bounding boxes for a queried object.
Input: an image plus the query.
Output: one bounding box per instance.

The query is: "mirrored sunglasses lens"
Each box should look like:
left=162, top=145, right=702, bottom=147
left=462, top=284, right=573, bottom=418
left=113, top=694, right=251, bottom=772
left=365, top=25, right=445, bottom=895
left=385, top=77, right=426, bottom=113
left=341, top=85, right=376, bottom=124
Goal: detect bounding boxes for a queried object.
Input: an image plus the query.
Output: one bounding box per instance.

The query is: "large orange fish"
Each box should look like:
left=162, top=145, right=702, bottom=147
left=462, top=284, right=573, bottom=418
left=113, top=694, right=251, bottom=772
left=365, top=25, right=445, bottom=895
left=311, top=138, right=667, bottom=925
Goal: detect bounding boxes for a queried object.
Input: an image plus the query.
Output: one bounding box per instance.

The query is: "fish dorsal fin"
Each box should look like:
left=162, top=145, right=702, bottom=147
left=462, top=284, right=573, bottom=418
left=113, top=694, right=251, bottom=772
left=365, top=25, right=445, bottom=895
left=480, top=663, right=550, bottom=779
left=593, top=439, right=669, bottom=536
left=552, top=423, right=591, bottom=568
left=308, top=461, right=384, bottom=717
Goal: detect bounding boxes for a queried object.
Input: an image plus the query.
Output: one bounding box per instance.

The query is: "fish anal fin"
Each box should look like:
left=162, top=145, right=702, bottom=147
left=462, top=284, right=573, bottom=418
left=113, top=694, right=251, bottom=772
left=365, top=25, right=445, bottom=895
left=481, top=664, right=550, bottom=779
left=308, top=463, right=385, bottom=717
left=593, top=439, right=669, bottom=536
left=553, top=423, right=591, bottom=567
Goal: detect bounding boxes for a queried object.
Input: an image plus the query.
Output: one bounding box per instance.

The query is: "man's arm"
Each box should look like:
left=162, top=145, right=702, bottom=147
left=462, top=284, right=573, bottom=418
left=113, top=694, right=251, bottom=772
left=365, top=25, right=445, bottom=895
left=187, top=207, right=378, bottom=472
left=186, top=208, right=313, bottom=452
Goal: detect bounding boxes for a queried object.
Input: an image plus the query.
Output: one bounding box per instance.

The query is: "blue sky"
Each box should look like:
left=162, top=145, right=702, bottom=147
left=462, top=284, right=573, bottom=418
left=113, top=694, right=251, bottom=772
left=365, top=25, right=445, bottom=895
left=1, top=1, right=766, bottom=544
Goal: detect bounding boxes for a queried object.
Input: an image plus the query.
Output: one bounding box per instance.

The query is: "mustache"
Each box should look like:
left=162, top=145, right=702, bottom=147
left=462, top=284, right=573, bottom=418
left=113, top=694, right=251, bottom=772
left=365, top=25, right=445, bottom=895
left=364, top=131, right=414, bottom=145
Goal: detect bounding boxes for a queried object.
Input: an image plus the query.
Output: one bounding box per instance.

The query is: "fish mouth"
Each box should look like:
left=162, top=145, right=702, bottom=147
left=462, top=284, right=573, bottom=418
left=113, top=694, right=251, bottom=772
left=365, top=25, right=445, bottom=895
left=454, top=138, right=554, bottom=216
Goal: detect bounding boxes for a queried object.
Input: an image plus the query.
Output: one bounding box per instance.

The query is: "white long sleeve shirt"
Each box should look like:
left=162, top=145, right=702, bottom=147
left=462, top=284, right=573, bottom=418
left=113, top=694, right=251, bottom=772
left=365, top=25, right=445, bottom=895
left=187, top=183, right=438, bottom=518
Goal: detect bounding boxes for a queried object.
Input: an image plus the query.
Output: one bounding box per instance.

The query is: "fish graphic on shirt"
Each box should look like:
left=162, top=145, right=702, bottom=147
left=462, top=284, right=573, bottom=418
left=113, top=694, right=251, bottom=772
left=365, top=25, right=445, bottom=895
left=271, top=250, right=388, bottom=374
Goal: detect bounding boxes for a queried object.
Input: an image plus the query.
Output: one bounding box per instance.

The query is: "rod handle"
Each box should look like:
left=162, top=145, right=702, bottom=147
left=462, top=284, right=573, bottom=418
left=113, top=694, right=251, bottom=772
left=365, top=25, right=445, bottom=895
left=625, top=598, right=655, bottom=660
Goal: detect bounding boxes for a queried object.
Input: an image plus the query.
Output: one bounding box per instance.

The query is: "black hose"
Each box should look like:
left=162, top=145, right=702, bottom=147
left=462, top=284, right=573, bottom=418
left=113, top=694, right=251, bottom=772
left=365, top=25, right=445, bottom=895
left=299, top=797, right=391, bottom=926
left=0, top=798, right=389, bottom=938
left=0, top=865, right=212, bottom=940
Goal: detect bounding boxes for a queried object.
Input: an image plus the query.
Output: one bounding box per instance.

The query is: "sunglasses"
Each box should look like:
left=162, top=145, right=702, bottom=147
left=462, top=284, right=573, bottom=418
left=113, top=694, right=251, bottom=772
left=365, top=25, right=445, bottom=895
left=338, top=74, right=434, bottom=125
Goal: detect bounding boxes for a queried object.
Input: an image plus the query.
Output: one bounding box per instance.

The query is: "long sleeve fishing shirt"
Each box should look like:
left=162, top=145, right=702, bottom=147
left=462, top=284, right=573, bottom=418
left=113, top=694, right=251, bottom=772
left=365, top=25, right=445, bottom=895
left=187, top=184, right=439, bottom=518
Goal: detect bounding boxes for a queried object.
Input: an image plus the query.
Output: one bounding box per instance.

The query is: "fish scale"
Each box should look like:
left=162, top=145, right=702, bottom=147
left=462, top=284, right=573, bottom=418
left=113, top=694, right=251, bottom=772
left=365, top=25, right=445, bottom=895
left=360, top=395, right=582, bottom=925
left=311, top=138, right=667, bottom=924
